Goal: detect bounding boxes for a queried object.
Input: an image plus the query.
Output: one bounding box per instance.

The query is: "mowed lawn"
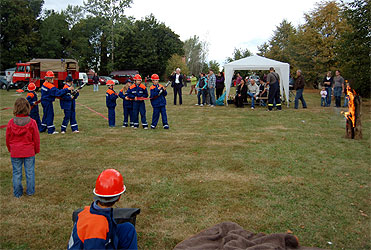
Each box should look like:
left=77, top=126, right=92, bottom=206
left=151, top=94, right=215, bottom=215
left=0, top=84, right=370, bottom=250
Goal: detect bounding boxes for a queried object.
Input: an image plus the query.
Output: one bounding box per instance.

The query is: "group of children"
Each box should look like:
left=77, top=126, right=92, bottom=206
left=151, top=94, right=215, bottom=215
left=106, top=74, right=169, bottom=129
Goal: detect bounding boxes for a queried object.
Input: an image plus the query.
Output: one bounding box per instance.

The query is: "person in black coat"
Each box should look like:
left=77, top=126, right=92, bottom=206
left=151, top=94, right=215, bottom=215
left=170, top=68, right=184, bottom=105
left=234, top=79, right=247, bottom=108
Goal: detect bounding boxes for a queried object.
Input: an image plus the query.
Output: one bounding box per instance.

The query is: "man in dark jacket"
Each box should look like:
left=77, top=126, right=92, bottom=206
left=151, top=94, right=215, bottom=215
left=171, top=68, right=184, bottom=105
left=294, top=70, right=307, bottom=109
left=266, top=67, right=281, bottom=111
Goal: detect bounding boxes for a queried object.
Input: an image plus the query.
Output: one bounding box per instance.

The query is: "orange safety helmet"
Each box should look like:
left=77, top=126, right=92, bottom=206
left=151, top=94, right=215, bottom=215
left=93, top=169, right=126, bottom=197
left=45, top=71, right=55, bottom=78
left=27, top=82, right=36, bottom=91
left=133, top=74, right=142, bottom=81
left=106, top=80, right=115, bottom=86
left=151, top=74, right=159, bottom=81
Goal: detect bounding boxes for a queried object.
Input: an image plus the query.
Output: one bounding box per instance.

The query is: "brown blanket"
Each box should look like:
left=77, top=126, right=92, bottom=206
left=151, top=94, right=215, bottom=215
left=174, top=222, right=326, bottom=250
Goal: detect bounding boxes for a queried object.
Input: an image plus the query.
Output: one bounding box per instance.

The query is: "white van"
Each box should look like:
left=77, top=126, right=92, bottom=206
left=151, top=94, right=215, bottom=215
left=79, top=73, right=88, bottom=85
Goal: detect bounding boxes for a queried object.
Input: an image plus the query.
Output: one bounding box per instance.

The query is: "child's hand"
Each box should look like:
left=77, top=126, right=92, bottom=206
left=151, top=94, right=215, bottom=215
left=68, top=86, right=74, bottom=91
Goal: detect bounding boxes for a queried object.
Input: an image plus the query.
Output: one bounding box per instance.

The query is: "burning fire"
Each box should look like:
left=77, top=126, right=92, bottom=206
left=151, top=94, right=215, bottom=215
left=343, top=85, right=357, bottom=127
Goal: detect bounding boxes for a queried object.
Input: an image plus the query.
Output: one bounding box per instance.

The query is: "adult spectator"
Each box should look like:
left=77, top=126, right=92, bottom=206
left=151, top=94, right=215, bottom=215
left=266, top=67, right=281, bottom=111
left=333, top=70, right=344, bottom=108
left=294, top=70, right=307, bottom=109
left=234, top=79, right=247, bottom=108
left=323, top=71, right=333, bottom=107
left=93, top=73, right=99, bottom=92
left=258, top=79, right=268, bottom=106
left=247, top=79, right=260, bottom=110
left=215, top=72, right=225, bottom=99
left=195, top=73, right=208, bottom=106
left=189, top=74, right=198, bottom=95
left=171, top=68, right=184, bottom=105
left=235, top=73, right=242, bottom=86
left=207, top=69, right=216, bottom=107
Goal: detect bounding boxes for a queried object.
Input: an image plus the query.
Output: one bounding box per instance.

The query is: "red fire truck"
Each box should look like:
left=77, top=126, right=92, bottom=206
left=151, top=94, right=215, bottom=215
left=12, top=58, right=79, bottom=89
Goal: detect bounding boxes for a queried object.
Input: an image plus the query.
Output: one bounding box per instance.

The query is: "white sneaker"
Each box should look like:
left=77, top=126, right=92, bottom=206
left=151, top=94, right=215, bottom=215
left=195, top=104, right=199, bottom=106
left=210, top=105, right=215, bottom=107
left=144, top=127, right=148, bottom=130
left=251, top=107, right=255, bottom=110
left=51, top=131, right=59, bottom=134
left=200, top=104, right=204, bottom=107
left=61, top=131, right=66, bottom=134
left=208, top=104, right=211, bottom=106
left=73, top=130, right=80, bottom=133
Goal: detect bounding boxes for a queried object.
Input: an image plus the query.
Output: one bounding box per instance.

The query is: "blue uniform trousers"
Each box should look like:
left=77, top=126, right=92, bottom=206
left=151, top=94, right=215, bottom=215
left=268, top=82, right=281, bottom=111
left=30, top=107, right=42, bottom=131
left=41, top=101, right=55, bottom=134
left=108, top=108, right=116, bottom=127
left=61, top=109, right=78, bottom=132
left=151, top=106, right=169, bottom=129
left=123, top=107, right=133, bottom=127
left=133, top=101, right=148, bottom=128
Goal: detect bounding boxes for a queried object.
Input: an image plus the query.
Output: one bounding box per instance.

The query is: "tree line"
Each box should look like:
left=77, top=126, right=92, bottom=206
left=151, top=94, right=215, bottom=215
left=257, top=0, right=370, bottom=97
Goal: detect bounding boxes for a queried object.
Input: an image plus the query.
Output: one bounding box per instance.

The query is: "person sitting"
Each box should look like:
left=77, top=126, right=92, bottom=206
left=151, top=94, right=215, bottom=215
left=67, top=169, right=138, bottom=250
left=247, top=79, right=260, bottom=110
left=234, top=79, right=247, bottom=108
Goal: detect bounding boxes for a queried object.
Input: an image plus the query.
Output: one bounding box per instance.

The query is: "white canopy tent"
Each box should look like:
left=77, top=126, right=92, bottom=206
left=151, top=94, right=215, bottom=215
left=224, top=55, right=290, bottom=106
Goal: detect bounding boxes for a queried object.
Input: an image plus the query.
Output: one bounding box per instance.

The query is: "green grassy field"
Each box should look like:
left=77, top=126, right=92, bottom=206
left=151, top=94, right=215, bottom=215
left=0, top=85, right=370, bottom=250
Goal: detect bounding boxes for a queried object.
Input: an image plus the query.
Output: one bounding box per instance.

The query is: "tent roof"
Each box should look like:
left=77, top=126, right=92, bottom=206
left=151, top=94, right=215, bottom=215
left=224, top=55, right=289, bottom=68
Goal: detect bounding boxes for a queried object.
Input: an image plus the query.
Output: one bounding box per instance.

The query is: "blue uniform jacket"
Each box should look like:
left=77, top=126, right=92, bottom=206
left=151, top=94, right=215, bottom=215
left=41, top=81, right=69, bottom=102
left=67, top=202, right=119, bottom=250
left=60, top=84, right=79, bottom=110
left=26, top=91, right=38, bottom=107
left=127, top=84, right=148, bottom=100
left=150, top=84, right=167, bottom=108
left=118, top=89, right=133, bottom=108
left=106, top=89, right=118, bottom=108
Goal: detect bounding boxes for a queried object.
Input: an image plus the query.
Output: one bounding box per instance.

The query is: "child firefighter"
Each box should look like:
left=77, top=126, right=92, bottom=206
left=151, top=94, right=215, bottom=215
left=60, top=76, right=79, bottom=133
left=149, top=74, right=169, bottom=129
left=127, top=74, right=149, bottom=129
left=106, top=80, right=118, bottom=127
left=118, top=80, right=134, bottom=127
left=26, top=82, right=42, bottom=131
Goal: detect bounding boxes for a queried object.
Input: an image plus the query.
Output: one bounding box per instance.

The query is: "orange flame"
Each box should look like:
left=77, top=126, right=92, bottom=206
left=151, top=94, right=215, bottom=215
left=343, top=86, right=357, bottom=127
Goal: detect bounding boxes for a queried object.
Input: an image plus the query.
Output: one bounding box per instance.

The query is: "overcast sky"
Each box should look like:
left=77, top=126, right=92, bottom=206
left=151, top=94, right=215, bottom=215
left=44, top=0, right=326, bottom=65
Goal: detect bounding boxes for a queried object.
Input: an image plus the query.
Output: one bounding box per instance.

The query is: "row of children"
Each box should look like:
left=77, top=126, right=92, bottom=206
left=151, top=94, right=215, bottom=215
left=26, top=71, right=79, bottom=134
left=105, top=74, right=169, bottom=129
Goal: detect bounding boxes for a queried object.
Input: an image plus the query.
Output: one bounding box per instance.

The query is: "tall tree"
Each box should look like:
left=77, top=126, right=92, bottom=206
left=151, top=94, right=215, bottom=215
left=225, top=48, right=252, bottom=63
left=208, top=60, right=220, bottom=74
left=337, top=0, right=370, bottom=97
left=165, top=54, right=189, bottom=78
left=183, top=35, right=208, bottom=75
left=0, top=0, right=44, bottom=70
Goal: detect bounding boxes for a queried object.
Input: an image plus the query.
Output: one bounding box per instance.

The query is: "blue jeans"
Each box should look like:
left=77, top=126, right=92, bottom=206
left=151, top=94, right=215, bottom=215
left=321, top=97, right=327, bottom=107
left=208, top=88, right=216, bottom=105
left=11, top=156, right=35, bottom=197
left=325, top=87, right=332, bottom=106
left=247, top=92, right=256, bottom=108
left=197, top=89, right=206, bottom=105
left=294, top=88, right=307, bottom=109
left=343, top=95, right=349, bottom=107
left=333, top=87, right=342, bottom=107
left=93, top=84, right=99, bottom=91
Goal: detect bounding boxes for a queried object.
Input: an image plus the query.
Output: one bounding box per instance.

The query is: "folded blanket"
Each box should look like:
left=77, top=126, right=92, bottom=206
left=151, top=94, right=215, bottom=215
left=174, top=222, right=326, bottom=250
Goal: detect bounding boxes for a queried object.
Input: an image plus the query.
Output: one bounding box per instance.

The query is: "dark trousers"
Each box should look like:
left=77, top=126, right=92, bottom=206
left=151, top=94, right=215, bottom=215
left=173, top=85, right=182, bottom=105
left=108, top=107, right=115, bottom=127
left=133, top=101, right=148, bottom=128
left=234, top=95, right=245, bottom=107
left=216, top=88, right=224, bottom=99
left=123, top=107, right=133, bottom=127
left=30, top=108, right=42, bottom=131
left=61, top=109, right=78, bottom=132
left=151, top=106, right=168, bottom=129
left=268, top=82, right=281, bottom=110
left=41, top=101, right=55, bottom=134
left=197, top=89, right=206, bottom=105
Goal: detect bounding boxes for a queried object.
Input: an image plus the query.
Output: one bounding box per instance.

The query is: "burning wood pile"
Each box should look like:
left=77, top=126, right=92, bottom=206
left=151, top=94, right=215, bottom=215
left=342, top=86, right=362, bottom=139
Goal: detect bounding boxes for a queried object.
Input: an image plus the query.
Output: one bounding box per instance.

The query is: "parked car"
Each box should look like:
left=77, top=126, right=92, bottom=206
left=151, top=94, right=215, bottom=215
left=99, top=76, right=119, bottom=85
left=79, top=73, right=88, bottom=86
left=110, top=70, right=138, bottom=84
left=0, top=76, right=9, bottom=90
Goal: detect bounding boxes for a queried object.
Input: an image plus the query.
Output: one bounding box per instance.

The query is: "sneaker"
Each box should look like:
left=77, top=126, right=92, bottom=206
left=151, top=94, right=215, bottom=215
left=208, top=104, right=211, bottom=106
left=144, top=127, right=148, bottom=130
left=200, top=104, right=204, bottom=107
left=210, top=105, right=215, bottom=107
left=122, top=125, right=128, bottom=128
left=251, top=107, right=255, bottom=110
left=195, top=104, right=199, bottom=106
left=61, top=131, right=66, bottom=134
left=73, top=130, right=80, bottom=133
left=51, top=131, right=59, bottom=134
